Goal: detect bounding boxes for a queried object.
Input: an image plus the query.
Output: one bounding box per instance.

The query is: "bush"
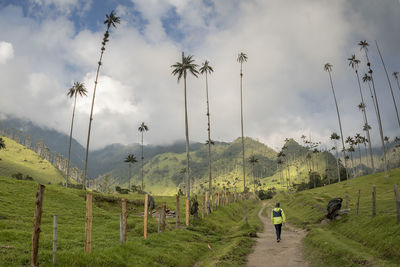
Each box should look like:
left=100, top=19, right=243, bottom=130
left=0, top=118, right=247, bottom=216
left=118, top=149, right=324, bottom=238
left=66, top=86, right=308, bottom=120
left=257, top=187, right=276, bottom=200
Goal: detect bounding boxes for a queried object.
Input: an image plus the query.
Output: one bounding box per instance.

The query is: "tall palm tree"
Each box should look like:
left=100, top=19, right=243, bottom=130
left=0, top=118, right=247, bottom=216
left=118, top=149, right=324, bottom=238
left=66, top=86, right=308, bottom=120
left=330, top=132, right=341, bottom=182
left=199, top=60, right=214, bottom=194
left=375, top=40, right=400, bottom=127
left=324, top=63, right=349, bottom=180
left=124, top=154, right=137, bottom=191
left=171, top=52, right=199, bottom=213
left=348, top=55, right=375, bottom=173
left=248, top=155, right=259, bottom=193
left=138, top=122, right=149, bottom=190
left=393, top=72, right=400, bottom=93
left=83, top=11, right=120, bottom=189
left=359, top=40, right=388, bottom=181
left=66, top=82, right=87, bottom=188
left=237, top=52, right=248, bottom=192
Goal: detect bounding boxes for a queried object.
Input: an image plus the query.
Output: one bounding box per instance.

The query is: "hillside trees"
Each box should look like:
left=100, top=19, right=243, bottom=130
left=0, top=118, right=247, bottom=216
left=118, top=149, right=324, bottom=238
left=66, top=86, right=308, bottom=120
left=138, top=122, right=149, bottom=190
left=66, top=82, right=87, bottom=188
left=83, top=11, right=121, bottom=190
left=0, top=137, right=5, bottom=150
left=199, top=60, right=214, bottom=194
left=237, top=52, right=248, bottom=192
left=330, top=132, right=341, bottom=182
left=171, top=52, right=199, bottom=209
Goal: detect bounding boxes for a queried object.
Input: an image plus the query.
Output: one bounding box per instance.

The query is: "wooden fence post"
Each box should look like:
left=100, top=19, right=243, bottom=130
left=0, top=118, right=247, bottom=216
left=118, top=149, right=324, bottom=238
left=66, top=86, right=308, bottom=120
left=394, top=184, right=400, bottom=223
left=52, top=215, right=57, bottom=267
left=372, top=185, right=376, bottom=218
left=144, top=194, right=148, bottom=239
left=243, top=206, right=248, bottom=224
left=356, top=189, right=360, bottom=215
left=31, top=184, right=45, bottom=267
left=185, top=198, right=190, bottom=226
left=85, top=194, right=93, bottom=253
left=175, top=195, right=180, bottom=228
left=122, top=199, right=127, bottom=243
left=120, top=214, right=123, bottom=244
left=202, top=194, right=205, bottom=219
left=161, top=202, right=167, bottom=232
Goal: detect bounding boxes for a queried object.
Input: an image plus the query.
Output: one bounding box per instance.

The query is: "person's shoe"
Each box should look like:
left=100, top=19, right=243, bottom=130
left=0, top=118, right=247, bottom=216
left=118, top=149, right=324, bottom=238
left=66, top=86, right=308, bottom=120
left=277, top=239, right=280, bottom=243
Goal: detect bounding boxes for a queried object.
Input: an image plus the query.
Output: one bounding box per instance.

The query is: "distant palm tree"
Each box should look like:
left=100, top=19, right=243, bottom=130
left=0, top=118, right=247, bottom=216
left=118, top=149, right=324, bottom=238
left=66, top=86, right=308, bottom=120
left=384, top=136, right=390, bottom=152
left=238, top=52, right=248, bottom=192
left=348, top=55, right=375, bottom=173
left=0, top=137, right=5, bottom=150
left=359, top=40, right=388, bottom=181
left=66, top=82, right=87, bottom=188
left=324, top=63, right=349, bottom=180
left=354, top=133, right=363, bottom=171
left=83, top=11, right=120, bottom=190
left=248, top=155, right=259, bottom=193
left=330, top=132, right=341, bottom=182
left=199, top=60, right=214, bottom=194
left=171, top=53, right=199, bottom=213
left=124, top=154, right=137, bottom=191
left=375, top=41, right=400, bottom=127
left=345, top=136, right=356, bottom=178
left=138, top=122, right=149, bottom=190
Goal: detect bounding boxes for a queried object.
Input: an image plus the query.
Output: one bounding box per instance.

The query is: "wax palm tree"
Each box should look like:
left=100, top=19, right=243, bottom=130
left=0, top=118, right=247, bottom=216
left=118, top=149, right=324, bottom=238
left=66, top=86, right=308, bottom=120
left=324, top=63, right=349, bottom=180
left=354, top=133, right=363, bottom=172
left=359, top=40, right=388, bottom=181
left=330, top=132, right=341, bottom=182
left=83, top=11, right=120, bottom=189
left=171, top=52, right=199, bottom=220
left=66, top=82, right=87, bottom=188
left=393, top=72, right=400, bottom=93
left=348, top=55, right=375, bottom=173
left=375, top=40, right=400, bottom=127
left=138, top=122, right=149, bottom=190
left=238, top=52, right=248, bottom=192
left=0, top=137, right=5, bottom=150
left=124, top=154, right=137, bottom=191
left=248, top=155, right=259, bottom=193
left=199, top=60, right=214, bottom=194
left=345, top=136, right=356, bottom=178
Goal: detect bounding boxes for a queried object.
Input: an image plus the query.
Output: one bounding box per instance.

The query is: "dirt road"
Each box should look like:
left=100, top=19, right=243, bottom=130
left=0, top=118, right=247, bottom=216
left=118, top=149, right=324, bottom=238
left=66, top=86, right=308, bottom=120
left=246, top=203, right=308, bottom=267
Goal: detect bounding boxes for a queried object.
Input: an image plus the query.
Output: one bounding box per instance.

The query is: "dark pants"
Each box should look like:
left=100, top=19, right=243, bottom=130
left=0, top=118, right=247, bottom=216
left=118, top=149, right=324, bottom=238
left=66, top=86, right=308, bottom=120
left=274, top=224, right=282, bottom=240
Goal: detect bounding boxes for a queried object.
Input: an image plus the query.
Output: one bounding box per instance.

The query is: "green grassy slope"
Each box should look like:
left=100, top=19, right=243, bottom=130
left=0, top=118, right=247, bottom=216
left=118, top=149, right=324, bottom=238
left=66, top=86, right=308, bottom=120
left=0, top=137, right=64, bottom=184
left=275, top=168, right=400, bottom=266
left=0, top=177, right=262, bottom=266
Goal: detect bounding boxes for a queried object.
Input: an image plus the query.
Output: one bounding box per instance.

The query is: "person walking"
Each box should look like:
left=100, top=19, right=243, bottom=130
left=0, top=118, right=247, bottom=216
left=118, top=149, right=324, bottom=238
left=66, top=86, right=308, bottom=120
left=271, top=202, right=286, bottom=242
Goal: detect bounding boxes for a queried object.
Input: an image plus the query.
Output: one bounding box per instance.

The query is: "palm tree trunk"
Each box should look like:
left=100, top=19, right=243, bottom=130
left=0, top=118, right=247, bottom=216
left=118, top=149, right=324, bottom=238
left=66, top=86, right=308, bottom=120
left=363, top=50, right=389, bottom=181
left=240, top=62, right=246, bottom=192
left=183, top=63, right=190, bottom=202
left=356, top=70, right=375, bottom=173
left=66, top=94, right=77, bottom=188
left=129, top=163, right=131, bottom=190
left=328, top=70, right=349, bottom=180
left=141, top=131, right=144, bottom=190
left=83, top=38, right=106, bottom=190
left=205, top=71, right=212, bottom=195
left=375, top=40, right=400, bottom=128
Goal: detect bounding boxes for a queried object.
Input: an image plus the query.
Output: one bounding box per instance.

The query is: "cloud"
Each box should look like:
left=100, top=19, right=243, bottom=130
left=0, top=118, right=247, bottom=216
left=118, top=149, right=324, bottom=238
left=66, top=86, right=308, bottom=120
left=0, top=0, right=399, bottom=151
left=0, top=42, right=14, bottom=64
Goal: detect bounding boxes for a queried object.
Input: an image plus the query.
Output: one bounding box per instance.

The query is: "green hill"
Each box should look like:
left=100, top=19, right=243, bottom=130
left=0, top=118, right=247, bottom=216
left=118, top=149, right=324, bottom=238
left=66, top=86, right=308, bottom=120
left=0, top=137, right=64, bottom=184
left=274, top=167, right=400, bottom=266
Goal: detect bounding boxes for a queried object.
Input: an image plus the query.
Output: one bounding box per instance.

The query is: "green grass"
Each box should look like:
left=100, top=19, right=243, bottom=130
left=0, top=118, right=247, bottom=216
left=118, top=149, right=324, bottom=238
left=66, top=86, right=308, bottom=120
left=0, top=137, right=64, bottom=184
left=0, top=177, right=262, bottom=266
left=274, top=167, right=400, bottom=266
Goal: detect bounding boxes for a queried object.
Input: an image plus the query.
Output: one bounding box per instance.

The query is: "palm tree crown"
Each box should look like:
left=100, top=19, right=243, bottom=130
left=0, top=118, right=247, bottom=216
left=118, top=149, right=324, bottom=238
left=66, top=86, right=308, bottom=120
left=125, top=154, right=137, bottom=164
left=359, top=40, right=369, bottom=51
left=393, top=72, right=399, bottom=80
left=171, top=55, right=199, bottom=82
left=138, top=122, right=149, bottom=133
left=237, top=52, right=248, bottom=64
left=67, top=82, right=87, bottom=98
left=324, top=63, right=333, bottom=72
left=348, top=55, right=361, bottom=70
left=199, top=60, right=214, bottom=75
left=104, top=10, right=121, bottom=29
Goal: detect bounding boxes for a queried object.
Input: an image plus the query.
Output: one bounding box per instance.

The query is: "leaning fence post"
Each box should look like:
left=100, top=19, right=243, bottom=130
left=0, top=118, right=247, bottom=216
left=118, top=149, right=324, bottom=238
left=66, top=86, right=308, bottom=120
left=394, top=184, right=400, bottom=223
left=85, top=194, right=93, bottom=253
left=356, top=189, right=361, bottom=215
left=52, top=215, right=57, bottom=267
left=31, top=184, right=45, bottom=267
left=243, top=206, right=248, bottom=224
left=161, top=202, right=167, bottom=232
left=372, top=185, right=376, bottom=218
left=175, top=194, right=180, bottom=228
left=122, top=199, right=127, bottom=243
left=144, top=194, right=148, bottom=239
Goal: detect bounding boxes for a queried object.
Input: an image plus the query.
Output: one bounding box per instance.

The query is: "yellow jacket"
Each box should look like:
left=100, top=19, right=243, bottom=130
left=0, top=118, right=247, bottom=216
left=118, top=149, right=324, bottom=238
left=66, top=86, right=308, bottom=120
left=271, top=208, right=286, bottom=225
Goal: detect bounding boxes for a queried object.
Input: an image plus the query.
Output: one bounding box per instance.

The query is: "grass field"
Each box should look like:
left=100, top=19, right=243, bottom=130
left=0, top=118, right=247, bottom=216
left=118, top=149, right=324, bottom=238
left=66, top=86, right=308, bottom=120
left=274, top=167, right=400, bottom=266
left=0, top=177, right=262, bottom=266
left=0, top=137, right=64, bottom=184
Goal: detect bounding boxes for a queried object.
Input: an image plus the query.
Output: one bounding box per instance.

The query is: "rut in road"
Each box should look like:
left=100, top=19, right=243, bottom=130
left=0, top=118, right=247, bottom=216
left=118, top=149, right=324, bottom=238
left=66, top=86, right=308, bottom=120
left=246, top=202, right=308, bottom=267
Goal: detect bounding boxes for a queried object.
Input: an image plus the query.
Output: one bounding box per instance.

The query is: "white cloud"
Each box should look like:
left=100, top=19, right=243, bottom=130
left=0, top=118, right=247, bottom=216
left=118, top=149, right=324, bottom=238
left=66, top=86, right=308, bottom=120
left=0, top=42, right=14, bottom=64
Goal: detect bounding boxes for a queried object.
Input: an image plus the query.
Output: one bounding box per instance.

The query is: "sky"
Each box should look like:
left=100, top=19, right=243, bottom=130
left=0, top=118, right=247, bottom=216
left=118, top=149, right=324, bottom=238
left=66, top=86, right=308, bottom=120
left=0, top=0, right=399, bottom=151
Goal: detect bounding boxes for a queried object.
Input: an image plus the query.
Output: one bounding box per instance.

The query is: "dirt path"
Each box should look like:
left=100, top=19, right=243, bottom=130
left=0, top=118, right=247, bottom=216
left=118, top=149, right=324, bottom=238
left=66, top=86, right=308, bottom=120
left=246, top=203, right=308, bottom=267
